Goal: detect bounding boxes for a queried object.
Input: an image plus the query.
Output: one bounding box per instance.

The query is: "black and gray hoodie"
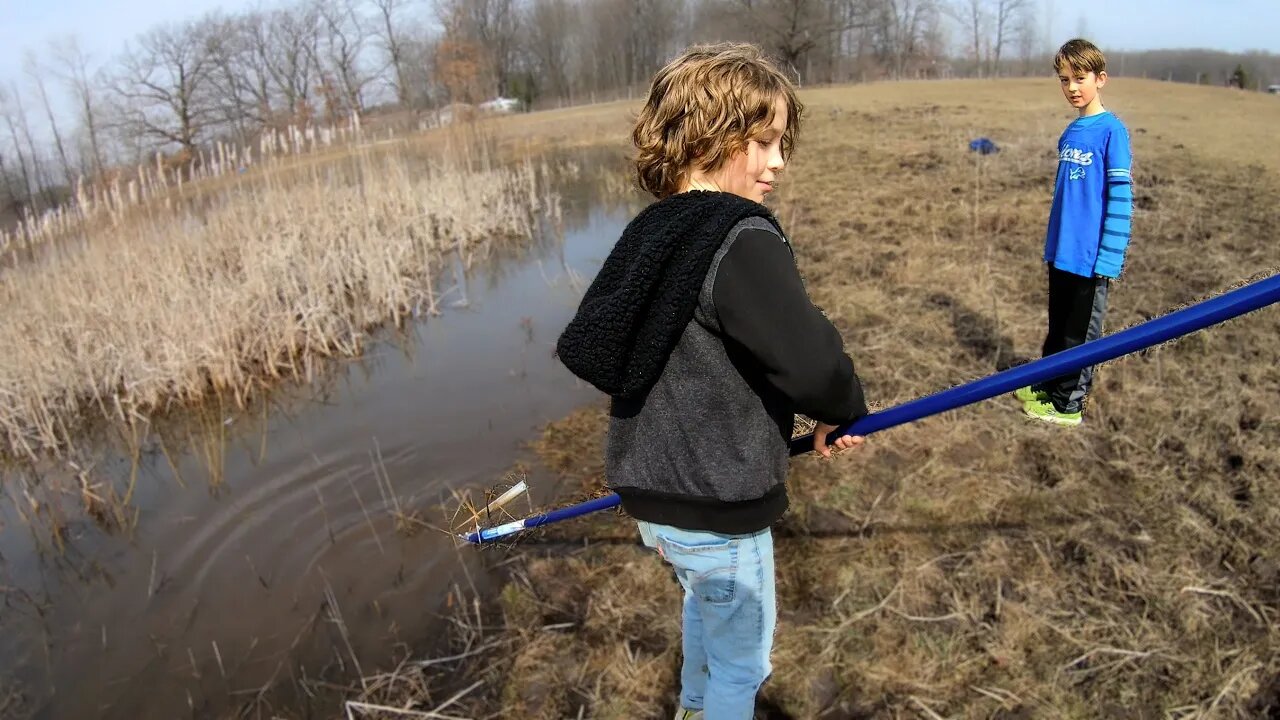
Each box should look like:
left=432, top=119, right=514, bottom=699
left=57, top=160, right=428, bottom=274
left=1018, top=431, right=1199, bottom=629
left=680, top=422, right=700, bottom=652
left=556, top=191, right=866, bottom=534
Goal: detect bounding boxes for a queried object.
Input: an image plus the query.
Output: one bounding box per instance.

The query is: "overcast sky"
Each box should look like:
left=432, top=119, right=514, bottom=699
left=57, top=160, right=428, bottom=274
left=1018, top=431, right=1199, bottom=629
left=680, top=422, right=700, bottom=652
left=2, top=0, right=1277, bottom=82
left=1042, top=0, right=1279, bottom=55
left=2, top=0, right=244, bottom=76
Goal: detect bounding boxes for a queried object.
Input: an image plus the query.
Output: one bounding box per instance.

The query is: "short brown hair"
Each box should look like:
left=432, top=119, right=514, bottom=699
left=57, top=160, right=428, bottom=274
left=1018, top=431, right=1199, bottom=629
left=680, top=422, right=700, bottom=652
left=632, top=43, right=802, bottom=199
left=1054, top=38, right=1107, bottom=75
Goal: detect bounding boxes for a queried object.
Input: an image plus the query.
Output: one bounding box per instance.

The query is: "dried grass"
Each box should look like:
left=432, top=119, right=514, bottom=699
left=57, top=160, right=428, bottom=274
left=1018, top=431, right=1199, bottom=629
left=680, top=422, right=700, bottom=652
left=0, top=141, right=556, bottom=460
left=410, top=79, right=1280, bottom=718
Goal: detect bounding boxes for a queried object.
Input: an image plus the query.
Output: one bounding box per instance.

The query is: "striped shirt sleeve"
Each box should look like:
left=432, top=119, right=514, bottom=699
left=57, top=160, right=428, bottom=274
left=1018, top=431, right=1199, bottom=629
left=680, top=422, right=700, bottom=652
left=1095, top=124, right=1133, bottom=278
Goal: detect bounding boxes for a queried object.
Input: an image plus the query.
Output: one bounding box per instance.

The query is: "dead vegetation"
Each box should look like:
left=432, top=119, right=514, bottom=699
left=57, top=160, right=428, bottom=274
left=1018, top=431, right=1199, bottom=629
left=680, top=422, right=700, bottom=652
left=0, top=127, right=559, bottom=462
left=382, top=79, right=1280, bottom=718
left=3, top=76, right=1274, bottom=720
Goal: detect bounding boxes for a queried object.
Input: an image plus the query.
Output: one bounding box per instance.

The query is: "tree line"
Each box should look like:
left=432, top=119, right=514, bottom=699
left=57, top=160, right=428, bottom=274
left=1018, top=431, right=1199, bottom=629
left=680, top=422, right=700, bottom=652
left=1, top=0, right=1276, bottom=225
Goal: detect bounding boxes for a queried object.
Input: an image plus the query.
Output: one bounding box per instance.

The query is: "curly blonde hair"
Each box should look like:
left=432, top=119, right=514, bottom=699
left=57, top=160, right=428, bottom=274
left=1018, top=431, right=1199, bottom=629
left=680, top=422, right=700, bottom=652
left=632, top=43, right=803, bottom=199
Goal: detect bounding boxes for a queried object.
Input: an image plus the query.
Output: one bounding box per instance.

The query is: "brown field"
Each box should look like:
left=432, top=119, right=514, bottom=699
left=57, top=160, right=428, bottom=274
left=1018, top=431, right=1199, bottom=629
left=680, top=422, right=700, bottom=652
left=353, top=79, right=1280, bottom=719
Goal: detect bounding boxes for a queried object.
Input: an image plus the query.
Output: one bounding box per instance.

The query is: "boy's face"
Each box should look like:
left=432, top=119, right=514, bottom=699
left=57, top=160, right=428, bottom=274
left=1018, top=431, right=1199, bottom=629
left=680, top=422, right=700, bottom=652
left=707, top=96, right=788, bottom=204
left=1058, top=64, right=1107, bottom=112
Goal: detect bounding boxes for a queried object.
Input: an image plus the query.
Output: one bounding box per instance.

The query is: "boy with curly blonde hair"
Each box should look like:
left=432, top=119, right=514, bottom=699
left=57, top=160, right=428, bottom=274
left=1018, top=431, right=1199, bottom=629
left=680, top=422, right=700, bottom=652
left=557, top=43, right=868, bottom=719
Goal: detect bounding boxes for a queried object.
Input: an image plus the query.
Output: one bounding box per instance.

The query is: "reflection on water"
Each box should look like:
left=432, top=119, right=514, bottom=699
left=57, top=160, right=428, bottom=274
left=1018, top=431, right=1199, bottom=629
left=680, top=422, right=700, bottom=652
left=0, top=147, right=644, bottom=719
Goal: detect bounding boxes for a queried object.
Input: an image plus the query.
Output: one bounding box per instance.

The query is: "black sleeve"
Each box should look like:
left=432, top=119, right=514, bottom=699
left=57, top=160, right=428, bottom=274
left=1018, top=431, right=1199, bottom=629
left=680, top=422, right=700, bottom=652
left=712, top=228, right=867, bottom=425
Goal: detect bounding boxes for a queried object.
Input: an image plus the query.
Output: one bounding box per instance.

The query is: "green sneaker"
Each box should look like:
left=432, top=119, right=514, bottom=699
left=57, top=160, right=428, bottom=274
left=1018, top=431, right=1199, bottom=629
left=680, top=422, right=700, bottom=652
left=1014, top=386, right=1047, bottom=403
left=674, top=709, right=705, bottom=720
left=1023, top=398, right=1082, bottom=427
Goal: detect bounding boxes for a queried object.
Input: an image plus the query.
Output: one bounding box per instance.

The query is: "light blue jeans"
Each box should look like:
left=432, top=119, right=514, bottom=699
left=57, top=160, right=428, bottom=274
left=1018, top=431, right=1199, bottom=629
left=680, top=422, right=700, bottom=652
left=636, top=520, right=776, bottom=720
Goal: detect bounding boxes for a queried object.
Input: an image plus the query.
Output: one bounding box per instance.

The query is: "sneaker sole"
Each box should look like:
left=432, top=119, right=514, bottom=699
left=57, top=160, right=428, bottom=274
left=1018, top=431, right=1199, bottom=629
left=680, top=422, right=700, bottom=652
left=1022, top=408, right=1082, bottom=427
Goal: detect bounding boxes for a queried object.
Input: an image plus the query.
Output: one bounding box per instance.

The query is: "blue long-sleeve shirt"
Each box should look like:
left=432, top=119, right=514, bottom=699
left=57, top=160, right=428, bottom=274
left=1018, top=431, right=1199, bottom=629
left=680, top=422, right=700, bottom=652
left=1044, top=111, right=1134, bottom=278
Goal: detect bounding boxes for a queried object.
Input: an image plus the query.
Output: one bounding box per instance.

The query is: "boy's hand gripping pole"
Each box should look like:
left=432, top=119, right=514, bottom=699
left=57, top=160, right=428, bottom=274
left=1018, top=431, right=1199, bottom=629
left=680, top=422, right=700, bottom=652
left=463, top=272, right=1280, bottom=545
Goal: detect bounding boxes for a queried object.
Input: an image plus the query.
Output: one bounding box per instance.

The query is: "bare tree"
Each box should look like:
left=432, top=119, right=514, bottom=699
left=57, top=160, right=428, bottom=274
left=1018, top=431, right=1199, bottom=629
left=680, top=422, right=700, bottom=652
left=51, top=36, right=106, bottom=179
left=626, top=0, right=684, bottom=86
left=113, top=20, right=219, bottom=157
left=24, top=52, right=76, bottom=188
left=728, top=0, right=873, bottom=81
left=265, top=2, right=323, bottom=123
left=183, top=4, right=323, bottom=132
left=576, top=0, right=627, bottom=94
left=203, top=13, right=271, bottom=143
left=434, top=33, right=493, bottom=104
left=372, top=0, right=414, bottom=107
left=1014, top=0, right=1038, bottom=74
left=315, top=0, right=374, bottom=117
left=570, top=0, right=684, bottom=98
left=945, top=0, right=988, bottom=75
left=872, top=0, right=939, bottom=78
left=4, top=84, right=54, bottom=207
left=525, top=0, right=574, bottom=103
left=0, top=88, right=36, bottom=211
left=0, top=149, right=20, bottom=217
left=400, top=29, right=445, bottom=108
left=992, top=0, right=1029, bottom=73
left=436, top=0, right=519, bottom=97
left=828, top=0, right=878, bottom=82
left=234, top=12, right=285, bottom=126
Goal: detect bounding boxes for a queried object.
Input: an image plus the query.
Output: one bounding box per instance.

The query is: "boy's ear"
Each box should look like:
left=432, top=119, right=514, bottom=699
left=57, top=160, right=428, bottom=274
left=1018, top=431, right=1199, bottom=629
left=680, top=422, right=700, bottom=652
left=1096, top=70, right=1108, bottom=87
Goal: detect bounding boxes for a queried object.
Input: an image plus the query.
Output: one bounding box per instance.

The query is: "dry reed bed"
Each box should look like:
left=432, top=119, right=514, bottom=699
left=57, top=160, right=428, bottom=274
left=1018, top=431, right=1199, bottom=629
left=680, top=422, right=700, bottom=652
left=0, top=108, right=504, bottom=264
left=0, top=149, right=553, bottom=459
left=0, top=118, right=376, bottom=262
left=408, top=80, right=1280, bottom=719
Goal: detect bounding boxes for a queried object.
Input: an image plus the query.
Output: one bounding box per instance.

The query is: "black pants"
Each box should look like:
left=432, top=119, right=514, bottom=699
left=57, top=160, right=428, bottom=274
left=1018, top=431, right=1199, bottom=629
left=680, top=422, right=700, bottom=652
left=1032, top=267, right=1110, bottom=413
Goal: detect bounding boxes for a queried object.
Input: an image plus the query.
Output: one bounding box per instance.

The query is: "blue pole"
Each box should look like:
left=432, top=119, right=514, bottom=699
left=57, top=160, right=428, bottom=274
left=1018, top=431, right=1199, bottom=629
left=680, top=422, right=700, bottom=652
left=798, top=271, right=1280, bottom=454
left=464, top=272, right=1279, bottom=545
left=464, top=494, right=623, bottom=544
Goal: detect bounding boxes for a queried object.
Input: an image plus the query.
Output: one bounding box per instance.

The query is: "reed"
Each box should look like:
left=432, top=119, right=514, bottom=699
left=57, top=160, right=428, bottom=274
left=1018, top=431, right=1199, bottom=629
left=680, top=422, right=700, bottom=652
left=0, top=136, right=555, bottom=460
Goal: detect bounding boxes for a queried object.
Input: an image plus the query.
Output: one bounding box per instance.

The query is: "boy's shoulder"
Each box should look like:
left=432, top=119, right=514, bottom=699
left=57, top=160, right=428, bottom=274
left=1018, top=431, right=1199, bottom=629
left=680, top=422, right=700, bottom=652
left=1058, top=112, right=1129, bottom=146
left=1102, top=111, right=1130, bottom=133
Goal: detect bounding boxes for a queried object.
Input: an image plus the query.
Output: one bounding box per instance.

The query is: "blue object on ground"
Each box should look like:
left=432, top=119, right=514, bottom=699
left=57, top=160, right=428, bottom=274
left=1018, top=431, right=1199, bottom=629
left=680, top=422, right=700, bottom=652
left=969, top=137, right=999, bottom=154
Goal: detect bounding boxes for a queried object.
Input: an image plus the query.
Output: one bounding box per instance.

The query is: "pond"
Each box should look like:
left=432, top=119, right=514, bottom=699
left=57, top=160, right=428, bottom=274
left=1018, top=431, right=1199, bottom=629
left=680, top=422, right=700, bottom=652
left=0, top=152, right=638, bottom=719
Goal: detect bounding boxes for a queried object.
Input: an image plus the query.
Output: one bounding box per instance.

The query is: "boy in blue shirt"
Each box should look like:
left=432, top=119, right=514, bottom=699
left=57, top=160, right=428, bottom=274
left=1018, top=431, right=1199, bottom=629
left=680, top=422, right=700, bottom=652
left=1016, top=38, right=1134, bottom=426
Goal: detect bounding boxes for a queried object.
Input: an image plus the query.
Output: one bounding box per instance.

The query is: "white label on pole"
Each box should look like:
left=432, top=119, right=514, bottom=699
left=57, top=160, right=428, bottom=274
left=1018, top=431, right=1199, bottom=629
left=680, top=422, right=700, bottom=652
left=481, top=520, right=527, bottom=541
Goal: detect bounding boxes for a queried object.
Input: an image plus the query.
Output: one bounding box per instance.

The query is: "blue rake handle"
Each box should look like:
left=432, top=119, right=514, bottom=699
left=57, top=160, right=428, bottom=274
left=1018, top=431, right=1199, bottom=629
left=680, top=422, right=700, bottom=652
left=464, top=272, right=1280, bottom=545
